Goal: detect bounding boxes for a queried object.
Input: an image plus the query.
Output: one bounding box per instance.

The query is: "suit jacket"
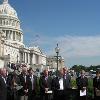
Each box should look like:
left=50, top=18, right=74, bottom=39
left=0, top=75, right=7, bottom=100
left=18, top=73, right=27, bottom=95
left=63, top=74, right=71, bottom=90
left=6, top=73, right=20, bottom=100
left=52, top=75, right=71, bottom=91
left=39, top=75, right=52, bottom=94
left=76, top=76, right=88, bottom=90
left=51, top=76, right=60, bottom=91
left=26, top=75, right=37, bottom=94
left=93, top=76, right=100, bottom=90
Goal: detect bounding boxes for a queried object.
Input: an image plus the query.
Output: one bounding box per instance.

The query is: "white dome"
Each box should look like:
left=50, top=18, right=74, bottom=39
left=0, top=1, right=18, bottom=18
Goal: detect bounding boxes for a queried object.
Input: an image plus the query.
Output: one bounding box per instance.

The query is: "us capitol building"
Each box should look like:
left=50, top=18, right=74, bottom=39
left=0, top=0, right=46, bottom=70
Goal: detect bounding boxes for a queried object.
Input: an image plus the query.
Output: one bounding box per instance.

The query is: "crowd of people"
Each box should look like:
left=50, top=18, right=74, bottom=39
left=0, top=66, right=100, bottom=100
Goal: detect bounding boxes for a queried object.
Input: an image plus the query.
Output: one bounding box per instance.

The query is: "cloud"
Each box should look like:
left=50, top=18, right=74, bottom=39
left=25, top=33, right=100, bottom=66
left=56, top=35, right=100, bottom=58
left=28, top=35, right=100, bottom=58
left=25, top=33, right=100, bottom=58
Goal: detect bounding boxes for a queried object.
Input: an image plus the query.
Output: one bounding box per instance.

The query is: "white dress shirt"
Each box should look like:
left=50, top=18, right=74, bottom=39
left=59, top=78, right=64, bottom=90
left=2, top=76, right=6, bottom=84
left=30, top=75, right=34, bottom=90
left=24, top=75, right=26, bottom=83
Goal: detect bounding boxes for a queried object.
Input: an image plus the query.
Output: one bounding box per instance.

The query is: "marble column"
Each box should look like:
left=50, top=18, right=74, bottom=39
left=13, top=31, right=15, bottom=40
left=10, top=30, right=13, bottom=40
left=15, top=31, right=17, bottom=41
left=22, top=52, right=25, bottom=63
left=0, top=33, right=2, bottom=57
left=38, top=55, right=40, bottom=65
left=26, top=53, right=28, bottom=63
left=8, top=30, right=11, bottom=39
left=21, top=33, right=23, bottom=43
left=24, top=52, right=25, bottom=63
left=28, top=53, right=30, bottom=64
left=25, top=52, right=27, bottom=63
left=30, top=53, right=33, bottom=65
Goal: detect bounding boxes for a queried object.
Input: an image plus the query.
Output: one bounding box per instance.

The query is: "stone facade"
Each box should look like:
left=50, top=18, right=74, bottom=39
left=0, top=0, right=46, bottom=70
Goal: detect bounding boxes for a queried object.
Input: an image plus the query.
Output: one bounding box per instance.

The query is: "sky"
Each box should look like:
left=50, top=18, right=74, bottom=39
left=4, top=0, right=100, bottom=67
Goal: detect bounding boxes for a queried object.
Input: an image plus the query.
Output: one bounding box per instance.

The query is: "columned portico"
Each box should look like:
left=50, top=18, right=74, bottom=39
left=30, top=53, right=33, bottom=65
left=0, top=0, right=47, bottom=69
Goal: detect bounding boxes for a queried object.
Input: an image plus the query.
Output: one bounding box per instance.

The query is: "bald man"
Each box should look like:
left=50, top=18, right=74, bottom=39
left=0, top=68, right=7, bottom=100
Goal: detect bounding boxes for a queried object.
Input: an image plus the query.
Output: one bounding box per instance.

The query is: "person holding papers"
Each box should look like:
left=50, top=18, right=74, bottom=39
left=93, top=70, right=100, bottom=100
left=76, top=70, right=88, bottom=100
left=39, top=69, right=52, bottom=100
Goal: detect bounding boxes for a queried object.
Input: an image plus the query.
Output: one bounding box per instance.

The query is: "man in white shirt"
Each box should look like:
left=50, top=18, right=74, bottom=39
left=27, top=68, right=37, bottom=100
left=52, top=68, right=64, bottom=100
left=63, top=67, right=71, bottom=100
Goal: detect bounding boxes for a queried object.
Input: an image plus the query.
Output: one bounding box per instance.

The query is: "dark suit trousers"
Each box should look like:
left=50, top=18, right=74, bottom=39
left=53, top=90, right=64, bottom=100
left=63, top=90, right=71, bottom=100
left=28, top=90, right=36, bottom=100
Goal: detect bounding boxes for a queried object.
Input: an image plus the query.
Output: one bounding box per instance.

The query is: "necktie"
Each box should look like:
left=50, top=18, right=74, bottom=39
left=97, top=77, right=99, bottom=82
left=45, top=77, right=48, bottom=87
left=2, top=77, right=6, bottom=84
left=31, top=75, right=34, bottom=90
left=64, top=75, right=66, bottom=79
left=24, top=76, right=26, bottom=83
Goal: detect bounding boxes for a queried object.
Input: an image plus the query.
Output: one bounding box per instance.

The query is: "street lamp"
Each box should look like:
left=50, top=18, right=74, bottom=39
left=55, top=43, right=60, bottom=75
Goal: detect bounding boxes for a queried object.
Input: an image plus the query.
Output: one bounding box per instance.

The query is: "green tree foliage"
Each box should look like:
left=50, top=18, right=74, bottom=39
left=71, top=65, right=86, bottom=72
left=71, top=65, right=100, bottom=72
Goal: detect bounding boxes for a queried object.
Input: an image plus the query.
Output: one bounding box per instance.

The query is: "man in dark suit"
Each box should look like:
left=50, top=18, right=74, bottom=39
left=0, top=68, right=7, bottom=100
left=26, top=68, right=37, bottom=100
left=76, top=70, right=88, bottom=100
left=52, top=68, right=65, bottom=100
left=93, top=70, right=100, bottom=100
left=39, top=69, right=52, bottom=100
left=18, top=67, right=28, bottom=100
left=63, top=67, right=71, bottom=100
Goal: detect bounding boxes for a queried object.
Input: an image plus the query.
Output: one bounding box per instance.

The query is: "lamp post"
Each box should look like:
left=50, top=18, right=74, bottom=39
left=55, top=43, right=60, bottom=75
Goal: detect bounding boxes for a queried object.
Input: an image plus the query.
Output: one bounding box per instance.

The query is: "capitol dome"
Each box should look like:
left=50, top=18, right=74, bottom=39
left=0, top=0, right=18, bottom=18
left=0, top=0, right=23, bottom=45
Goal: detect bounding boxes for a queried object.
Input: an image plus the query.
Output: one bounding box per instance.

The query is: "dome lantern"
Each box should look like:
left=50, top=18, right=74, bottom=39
left=0, top=0, right=18, bottom=18
left=3, top=0, right=8, bottom=4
